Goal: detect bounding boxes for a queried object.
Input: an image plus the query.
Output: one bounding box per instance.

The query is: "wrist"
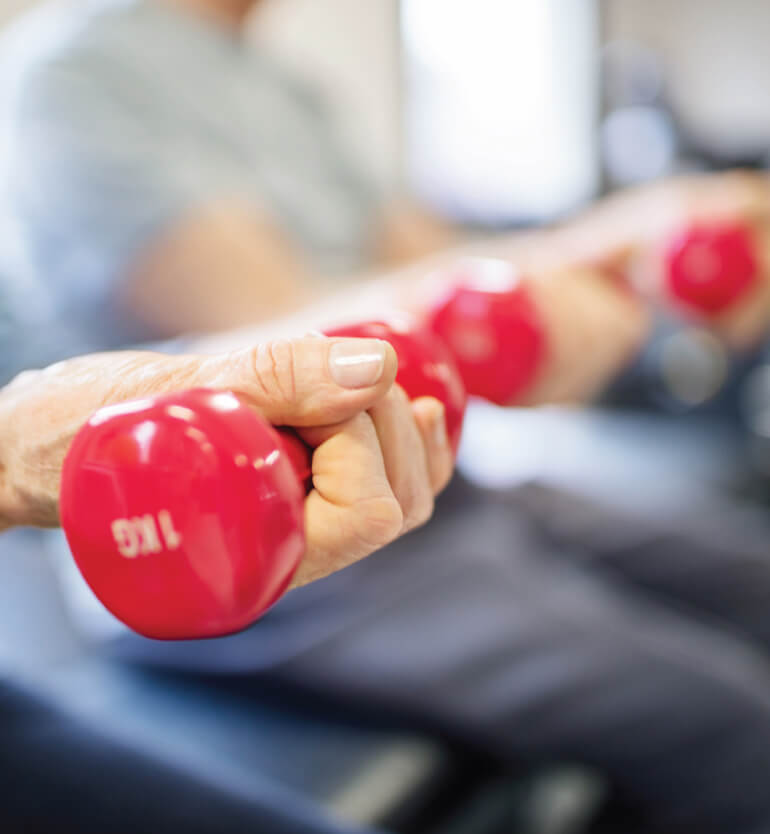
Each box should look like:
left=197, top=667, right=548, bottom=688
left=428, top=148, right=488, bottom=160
left=0, top=382, right=17, bottom=529
left=0, top=423, right=60, bottom=531
left=0, top=396, right=25, bottom=530
left=0, top=365, right=83, bottom=530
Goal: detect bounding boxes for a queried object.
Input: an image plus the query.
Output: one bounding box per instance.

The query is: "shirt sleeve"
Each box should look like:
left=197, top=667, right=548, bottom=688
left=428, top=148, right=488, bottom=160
left=5, top=54, right=240, bottom=307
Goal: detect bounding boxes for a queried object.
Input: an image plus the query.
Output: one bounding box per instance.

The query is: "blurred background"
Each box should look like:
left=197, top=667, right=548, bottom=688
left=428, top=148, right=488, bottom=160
left=3, top=2, right=770, bottom=833
left=2, top=0, right=769, bottom=222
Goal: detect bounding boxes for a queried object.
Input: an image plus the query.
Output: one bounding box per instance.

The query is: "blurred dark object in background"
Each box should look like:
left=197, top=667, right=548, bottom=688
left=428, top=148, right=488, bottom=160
left=736, top=357, right=770, bottom=502
left=599, top=37, right=769, bottom=190
left=600, top=40, right=679, bottom=188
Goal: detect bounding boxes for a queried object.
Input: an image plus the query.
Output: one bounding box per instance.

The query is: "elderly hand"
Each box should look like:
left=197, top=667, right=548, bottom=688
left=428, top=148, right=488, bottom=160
left=0, top=337, right=454, bottom=590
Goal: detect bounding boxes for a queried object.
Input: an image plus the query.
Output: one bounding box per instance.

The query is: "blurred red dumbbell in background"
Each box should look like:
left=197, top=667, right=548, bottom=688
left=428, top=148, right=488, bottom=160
left=663, top=222, right=760, bottom=317
left=421, top=258, right=548, bottom=406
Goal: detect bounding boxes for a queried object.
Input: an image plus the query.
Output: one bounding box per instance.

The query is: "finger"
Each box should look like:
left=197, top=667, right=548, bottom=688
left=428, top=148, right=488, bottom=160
left=290, top=412, right=403, bottom=589
left=368, top=385, right=434, bottom=534
left=411, top=396, right=454, bottom=495
left=185, top=336, right=399, bottom=427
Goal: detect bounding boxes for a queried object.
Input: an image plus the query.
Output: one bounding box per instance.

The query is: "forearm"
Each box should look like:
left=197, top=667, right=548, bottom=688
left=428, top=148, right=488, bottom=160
left=191, top=231, right=523, bottom=354
left=0, top=379, right=63, bottom=531
left=121, top=196, right=532, bottom=349
left=0, top=371, right=59, bottom=530
left=0, top=352, right=197, bottom=531
left=120, top=201, right=322, bottom=337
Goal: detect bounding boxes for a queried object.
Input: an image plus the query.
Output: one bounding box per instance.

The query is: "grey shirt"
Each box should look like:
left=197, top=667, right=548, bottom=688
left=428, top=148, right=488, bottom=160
left=0, top=0, right=380, bottom=350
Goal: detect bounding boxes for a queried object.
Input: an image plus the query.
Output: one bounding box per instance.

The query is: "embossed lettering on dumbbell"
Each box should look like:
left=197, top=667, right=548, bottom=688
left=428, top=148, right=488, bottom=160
left=111, top=509, right=182, bottom=558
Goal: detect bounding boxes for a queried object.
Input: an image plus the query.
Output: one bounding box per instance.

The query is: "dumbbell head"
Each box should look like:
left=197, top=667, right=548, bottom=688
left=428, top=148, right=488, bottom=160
left=60, top=389, right=306, bottom=640
left=664, top=222, right=759, bottom=316
left=324, top=319, right=467, bottom=453
left=424, top=258, right=547, bottom=406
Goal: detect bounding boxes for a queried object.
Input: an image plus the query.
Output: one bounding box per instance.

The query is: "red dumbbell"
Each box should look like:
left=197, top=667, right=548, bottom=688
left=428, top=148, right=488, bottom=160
left=325, top=318, right=467, bottom=454
left=663, top=222, right=760, bottom=316
left=60, top=323, right=466, bottom=641
left=423, top=258, right=547, bottom=406
left=60, top=390, right=309, bottom=641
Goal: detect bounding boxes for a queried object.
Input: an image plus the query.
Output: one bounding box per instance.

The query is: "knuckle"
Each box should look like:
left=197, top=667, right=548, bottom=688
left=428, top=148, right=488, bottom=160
left=435, top=460, right=454, bottom=495
left=354, top=495, right=404, bottom=549
left=392, top=384, right=410, bottom=408
left=251, top=340, right=298, bottom=407
left=380, top=384, right=409, bottom=414
left=404, top=490, right=434, bottom=532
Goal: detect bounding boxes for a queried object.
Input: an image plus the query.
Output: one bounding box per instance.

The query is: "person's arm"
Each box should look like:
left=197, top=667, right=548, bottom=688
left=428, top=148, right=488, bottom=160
left=119, top=200, right=318, bottom=334
left=186, top=228, right=651, bottom=406
left=122, top=170, right=770, bottom=359
left=373, top=200, right=461, bottom=267
left=127, top=170, right=770, bottom=402
left=0, top=336, right=453, bottom=590
left=553, top=170, right=770, bottom=349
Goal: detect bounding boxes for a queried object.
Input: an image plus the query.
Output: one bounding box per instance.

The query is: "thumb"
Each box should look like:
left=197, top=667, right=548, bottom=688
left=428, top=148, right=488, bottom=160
left=188, top=336, right=398, bottom=426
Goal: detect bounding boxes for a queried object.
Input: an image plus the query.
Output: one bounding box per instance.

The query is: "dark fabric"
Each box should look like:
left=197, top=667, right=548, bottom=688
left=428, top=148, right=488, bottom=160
left=0, top=678, right=373, bottom=834
left=510, top=482, right=770, bottom=650
left=113, top=477, right=770, bottom=834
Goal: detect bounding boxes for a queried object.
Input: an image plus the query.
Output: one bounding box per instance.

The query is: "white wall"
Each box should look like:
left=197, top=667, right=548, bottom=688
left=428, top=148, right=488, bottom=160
left=403, top=0, right=600, bottom=222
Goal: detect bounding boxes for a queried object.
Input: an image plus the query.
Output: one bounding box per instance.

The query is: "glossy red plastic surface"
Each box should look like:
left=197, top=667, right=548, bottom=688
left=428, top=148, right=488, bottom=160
left=425, top=259, right=547, bottom=405
left=664, top=222, right=759, bottom=315
left=325, top=319, right=467, bottom=454
left=60, top=389, right=305, bottom=640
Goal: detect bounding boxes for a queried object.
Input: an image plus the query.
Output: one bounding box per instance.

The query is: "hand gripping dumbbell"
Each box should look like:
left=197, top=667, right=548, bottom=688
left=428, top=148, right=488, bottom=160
left=60, top=322, right=467, bottom=641
left=421, top=257, right=548, bottom=406
left=662, top=222, right=760, bottom=317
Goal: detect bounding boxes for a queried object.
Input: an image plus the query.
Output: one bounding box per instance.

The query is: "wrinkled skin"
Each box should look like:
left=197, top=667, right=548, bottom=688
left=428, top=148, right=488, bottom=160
left=0, top=336, right=454, bottom=591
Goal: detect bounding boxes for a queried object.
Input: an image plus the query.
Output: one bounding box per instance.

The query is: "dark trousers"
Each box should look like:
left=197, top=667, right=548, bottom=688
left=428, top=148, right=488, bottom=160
left=0, top=677, right=371, bottom=834
left=121, top=477, right=770, bottom=834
